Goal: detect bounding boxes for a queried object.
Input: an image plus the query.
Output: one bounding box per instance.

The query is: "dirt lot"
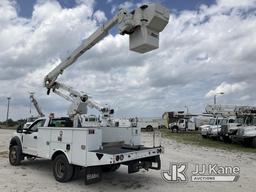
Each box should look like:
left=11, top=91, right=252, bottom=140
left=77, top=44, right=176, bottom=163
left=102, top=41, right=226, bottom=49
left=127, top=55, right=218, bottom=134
left=0, top=129, right=255, bottom=192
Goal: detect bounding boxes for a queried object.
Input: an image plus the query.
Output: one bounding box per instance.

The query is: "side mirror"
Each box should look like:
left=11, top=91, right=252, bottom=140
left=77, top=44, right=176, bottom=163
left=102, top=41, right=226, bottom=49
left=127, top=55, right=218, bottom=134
left=23, top=129, right=31, bottom=134
left=16, top=124, right=23, bottom=133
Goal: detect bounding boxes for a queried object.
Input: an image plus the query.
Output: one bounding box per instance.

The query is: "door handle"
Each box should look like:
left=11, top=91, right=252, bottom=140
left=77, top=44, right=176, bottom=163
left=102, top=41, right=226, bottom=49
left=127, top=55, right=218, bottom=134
left=34, top=136, right=37, bottom=139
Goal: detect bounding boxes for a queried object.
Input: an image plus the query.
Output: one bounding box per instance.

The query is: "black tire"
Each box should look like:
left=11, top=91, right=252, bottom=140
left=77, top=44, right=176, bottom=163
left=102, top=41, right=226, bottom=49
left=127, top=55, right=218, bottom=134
left=176, top=127, right=179, bottom=133
left=146, top=125, right=153, bottom=132
left=102, top=164, right=120, bottom=172
left=243, top=138, right=252, bottom=147
left=172, top=125, right=179, bottom=133
left=9, top=146, right=22, bottom=166
left=53, top=154, right=73, bottom=182
left=223, top=136, right=231, bottom=143
left=252, top=137, right=256, bottom=148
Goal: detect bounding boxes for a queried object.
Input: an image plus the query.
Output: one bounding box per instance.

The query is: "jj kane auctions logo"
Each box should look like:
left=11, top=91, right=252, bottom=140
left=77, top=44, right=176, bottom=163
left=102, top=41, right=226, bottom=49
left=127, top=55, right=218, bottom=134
left=162, top=163, right=240, bottom=182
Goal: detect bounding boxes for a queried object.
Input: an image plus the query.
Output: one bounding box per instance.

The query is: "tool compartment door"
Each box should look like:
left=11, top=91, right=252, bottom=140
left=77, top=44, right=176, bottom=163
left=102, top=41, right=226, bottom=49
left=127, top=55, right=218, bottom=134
left=37, top=127, right=51, bottom=158
left=71, top=130, right=87, bottom=166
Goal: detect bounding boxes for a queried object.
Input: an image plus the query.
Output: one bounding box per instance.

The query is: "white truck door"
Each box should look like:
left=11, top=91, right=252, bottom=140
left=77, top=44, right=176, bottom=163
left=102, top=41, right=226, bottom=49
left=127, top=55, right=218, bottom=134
left=22, top=119, right=46, bottom=156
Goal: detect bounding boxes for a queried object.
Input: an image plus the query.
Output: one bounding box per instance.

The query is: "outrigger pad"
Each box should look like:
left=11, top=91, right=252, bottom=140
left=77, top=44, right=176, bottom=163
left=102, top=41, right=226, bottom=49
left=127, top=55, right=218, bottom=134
left=84, top=166, right=102, bottom=185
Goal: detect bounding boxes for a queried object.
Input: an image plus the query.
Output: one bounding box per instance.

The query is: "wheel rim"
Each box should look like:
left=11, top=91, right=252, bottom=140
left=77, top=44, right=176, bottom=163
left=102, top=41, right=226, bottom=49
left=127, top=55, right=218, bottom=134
left=55, top=160, right=65, bottom=178
left=10, top=149, right=17, bottom=163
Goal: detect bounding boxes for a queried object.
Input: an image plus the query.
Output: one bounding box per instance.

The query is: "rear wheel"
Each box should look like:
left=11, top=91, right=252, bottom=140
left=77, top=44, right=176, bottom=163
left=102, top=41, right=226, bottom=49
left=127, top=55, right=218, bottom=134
left=201, top=135, right=207, bottom=139
left=9, top=146, right=22, bottom=166
left=243, top=138, right=252, bottom=147
left=251, top=137, right=256, bottom=148
left=53, top=154, right=73, bottom=182
left=223, top=136, right=232, bottom=143
left=171, top=126, right=178, bottom=133
left=146, top=125, right=153, bottom=132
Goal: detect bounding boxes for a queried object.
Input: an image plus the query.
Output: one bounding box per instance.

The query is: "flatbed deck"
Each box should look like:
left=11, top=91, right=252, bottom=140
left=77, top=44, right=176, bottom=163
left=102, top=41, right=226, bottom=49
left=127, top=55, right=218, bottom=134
left=91, top=146, right=152, bottom=155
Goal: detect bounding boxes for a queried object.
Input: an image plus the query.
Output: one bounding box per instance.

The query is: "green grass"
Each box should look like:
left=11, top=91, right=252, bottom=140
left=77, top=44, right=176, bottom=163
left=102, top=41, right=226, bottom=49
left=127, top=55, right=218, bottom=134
left=0, top=124, right=18, bottom=130
left=160, top=129, right=256, bottom=153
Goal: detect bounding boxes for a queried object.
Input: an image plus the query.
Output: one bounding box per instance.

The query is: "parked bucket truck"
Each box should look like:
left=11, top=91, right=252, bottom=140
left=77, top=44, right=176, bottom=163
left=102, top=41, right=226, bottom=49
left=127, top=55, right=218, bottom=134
left=9, top=4, right=169, bottom=185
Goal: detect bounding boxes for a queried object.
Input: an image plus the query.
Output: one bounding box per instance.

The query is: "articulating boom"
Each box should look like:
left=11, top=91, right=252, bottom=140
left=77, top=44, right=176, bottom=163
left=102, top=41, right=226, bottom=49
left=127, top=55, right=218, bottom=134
left=51, top=82, right=113, bottom=119
left=43, top=4, right=169, bottom=118
left=29, top=93, right=45, bottom=117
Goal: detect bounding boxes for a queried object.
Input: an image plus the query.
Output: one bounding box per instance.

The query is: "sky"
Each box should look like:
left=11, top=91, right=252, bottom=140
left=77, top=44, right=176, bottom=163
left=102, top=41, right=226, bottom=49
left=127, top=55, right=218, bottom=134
left=0, top=0, right=256, bottom=120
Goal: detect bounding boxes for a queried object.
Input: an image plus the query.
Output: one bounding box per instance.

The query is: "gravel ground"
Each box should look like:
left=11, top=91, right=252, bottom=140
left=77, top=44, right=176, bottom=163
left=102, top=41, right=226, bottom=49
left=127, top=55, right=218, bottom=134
left=0, top=129, right=255, bottom=192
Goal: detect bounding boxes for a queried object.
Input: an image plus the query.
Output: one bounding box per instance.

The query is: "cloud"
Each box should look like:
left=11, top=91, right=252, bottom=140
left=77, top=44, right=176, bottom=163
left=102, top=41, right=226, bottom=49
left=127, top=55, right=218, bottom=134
left=205, top=82, right=248, bottom=97
left=111, top=1, right=136, bottom=14
left=93, top=10, right=107, bottom=22
left=0, top=0, right=256, bottom=120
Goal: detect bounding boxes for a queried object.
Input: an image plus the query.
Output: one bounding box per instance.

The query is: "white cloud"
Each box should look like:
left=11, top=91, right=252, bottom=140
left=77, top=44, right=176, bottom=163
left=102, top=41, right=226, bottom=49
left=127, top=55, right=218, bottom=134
left=32, top=1, right=62, bottom=23
left=111, top=1, right=136, bottom=14
left=93, top=10, right=107, bottom=22
left=206, top=82, right=248, bottom=97
left=119, top=1, right=134, bottom=10
left=0, top=0, right=17, bottom=26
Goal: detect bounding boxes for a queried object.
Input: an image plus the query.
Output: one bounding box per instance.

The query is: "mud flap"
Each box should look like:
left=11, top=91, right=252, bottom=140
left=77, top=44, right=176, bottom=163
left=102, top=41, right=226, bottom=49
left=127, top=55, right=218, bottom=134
left=149, top=155, right=161, bottom=170
left=128, top=161, right=140, bottom=174
left=127, top=155, right=161, bottom=173
left=84, top=166, right=102, bottom=185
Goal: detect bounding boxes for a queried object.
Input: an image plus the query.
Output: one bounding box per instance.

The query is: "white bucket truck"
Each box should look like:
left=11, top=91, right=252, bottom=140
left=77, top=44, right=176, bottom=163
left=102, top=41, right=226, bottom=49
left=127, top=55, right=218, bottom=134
left=9, top=3, right=169, bottom=185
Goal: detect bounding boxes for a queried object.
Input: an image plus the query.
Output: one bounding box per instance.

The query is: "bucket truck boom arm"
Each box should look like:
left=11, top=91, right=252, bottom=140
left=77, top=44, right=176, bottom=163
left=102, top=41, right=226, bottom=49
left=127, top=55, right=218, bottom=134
left=43, top=4, right=169, bottom=118
left=29, top=93, right=45, bottom=117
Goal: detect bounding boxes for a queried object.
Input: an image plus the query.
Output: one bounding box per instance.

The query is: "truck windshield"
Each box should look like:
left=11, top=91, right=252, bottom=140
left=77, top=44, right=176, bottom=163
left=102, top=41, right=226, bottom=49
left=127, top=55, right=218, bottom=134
left=89, top=117, right=97, bottom=122
left=229, top=119, right=235, bottom=123
left=209, top=119, right=215, bottom=125
left=253, top=118, right=256, bottom=125
left=244, top=116, right=254, bottom=125
left=216, top=119, right=222, bottom=125
left=221, top=119, right=228, bottom=125
left=235, top=117, right=244, bottom=124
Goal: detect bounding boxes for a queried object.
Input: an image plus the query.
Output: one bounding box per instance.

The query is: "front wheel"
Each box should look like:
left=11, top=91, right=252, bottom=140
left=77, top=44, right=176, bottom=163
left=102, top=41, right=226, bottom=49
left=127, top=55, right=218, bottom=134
left=251, top=137, right=256, bottom=148
left=53, top=154, right=73, bottom=182
left=9, top=146, right=22, bottom=166
left=201, top=135, right=207, bottom=139
left=146, top=125, right=153, bottom=132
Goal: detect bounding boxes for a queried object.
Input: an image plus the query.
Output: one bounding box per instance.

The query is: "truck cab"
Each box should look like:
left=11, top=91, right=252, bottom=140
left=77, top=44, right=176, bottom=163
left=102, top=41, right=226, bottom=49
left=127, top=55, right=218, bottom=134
left=219, top=117, right=240, bottom=142
left=208, top=117, right=235, bottom=139
left=169, top=118, right=195, bottom=132
left=232, top=116, right=256, bottom=147
left=201, top=117, right=223, bottom=138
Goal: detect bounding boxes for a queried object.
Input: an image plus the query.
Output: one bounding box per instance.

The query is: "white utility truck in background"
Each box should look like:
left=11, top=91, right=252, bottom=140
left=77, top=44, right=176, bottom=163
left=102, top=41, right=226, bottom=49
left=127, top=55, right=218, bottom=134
left=23, top=93, right=45, bottom=128
left=200, top=104, right=236, bottom=138
left=169, top=118, right=196, bottom=132
left=231, top=106, right=256, bottom=147
left=167, top=111, right=196, bottom=132
left=136, top=117, right=164, bottom=131
left=9, top=4, right=169, bottom=185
